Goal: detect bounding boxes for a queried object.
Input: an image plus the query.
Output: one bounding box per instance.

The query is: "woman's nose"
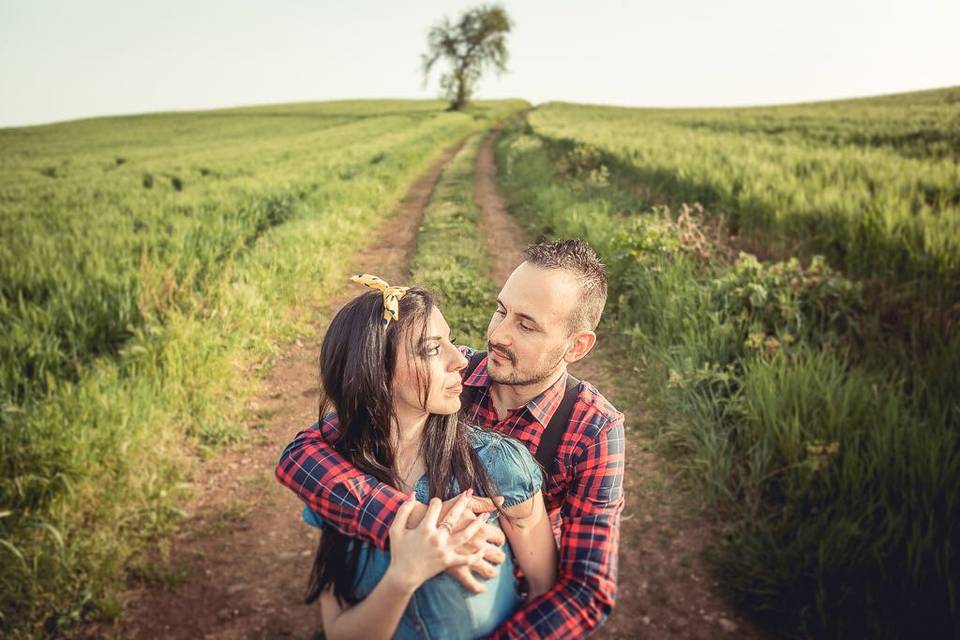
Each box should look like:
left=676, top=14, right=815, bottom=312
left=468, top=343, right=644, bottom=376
left=451, top=348, right=469, bottom=372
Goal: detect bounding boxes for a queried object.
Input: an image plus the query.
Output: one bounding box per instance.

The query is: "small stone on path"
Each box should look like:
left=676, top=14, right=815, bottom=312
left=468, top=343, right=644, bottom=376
left=719, top=617, right=739, bottom=633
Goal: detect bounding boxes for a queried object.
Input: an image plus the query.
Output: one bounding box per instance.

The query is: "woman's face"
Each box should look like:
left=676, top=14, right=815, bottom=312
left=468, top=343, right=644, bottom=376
left=392, top=306, right=468, bottom=418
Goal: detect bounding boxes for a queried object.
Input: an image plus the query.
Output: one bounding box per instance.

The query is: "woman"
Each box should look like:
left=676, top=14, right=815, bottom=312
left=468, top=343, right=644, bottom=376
left=302, top=276, right=558, bottom=639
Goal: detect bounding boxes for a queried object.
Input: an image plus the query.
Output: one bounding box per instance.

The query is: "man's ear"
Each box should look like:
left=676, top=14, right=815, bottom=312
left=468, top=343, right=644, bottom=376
left=563, top=330, right=597, bottom=364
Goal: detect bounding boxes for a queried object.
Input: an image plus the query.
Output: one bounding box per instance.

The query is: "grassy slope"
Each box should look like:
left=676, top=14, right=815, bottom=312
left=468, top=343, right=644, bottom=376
left=495, top=87, right=959, bottom=637
left=0, top=99, right=526, bottom=637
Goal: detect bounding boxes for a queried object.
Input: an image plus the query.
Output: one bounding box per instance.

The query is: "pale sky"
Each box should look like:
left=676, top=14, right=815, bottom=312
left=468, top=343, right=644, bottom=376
left=1, top=0, right=958, bottom=128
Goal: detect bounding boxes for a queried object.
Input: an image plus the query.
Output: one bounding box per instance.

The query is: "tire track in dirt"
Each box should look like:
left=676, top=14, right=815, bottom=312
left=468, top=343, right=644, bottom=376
left=474, top=126, right=766, bottom=639
left=107, top=138, right=469, bottom=640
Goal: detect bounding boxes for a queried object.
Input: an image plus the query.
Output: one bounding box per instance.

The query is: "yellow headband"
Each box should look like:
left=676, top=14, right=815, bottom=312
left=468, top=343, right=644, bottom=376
left=351, top=273, right=409, bottom=328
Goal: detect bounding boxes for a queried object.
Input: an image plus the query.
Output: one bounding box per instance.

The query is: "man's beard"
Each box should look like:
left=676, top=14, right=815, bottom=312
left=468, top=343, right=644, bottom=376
left=486, top=341, right=565, bottom=387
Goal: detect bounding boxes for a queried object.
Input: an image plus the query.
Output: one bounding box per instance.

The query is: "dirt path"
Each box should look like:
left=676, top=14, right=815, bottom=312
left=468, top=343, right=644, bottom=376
left=100, top=126, right=764, bottom=640
left=473, top=128, right=765, bottom=639
left=108, top=139, right=467, bottom=640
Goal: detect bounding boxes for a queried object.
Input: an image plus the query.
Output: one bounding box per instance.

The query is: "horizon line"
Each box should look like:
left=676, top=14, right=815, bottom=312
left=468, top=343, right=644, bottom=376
left=3, top=83, right=957, bottom=131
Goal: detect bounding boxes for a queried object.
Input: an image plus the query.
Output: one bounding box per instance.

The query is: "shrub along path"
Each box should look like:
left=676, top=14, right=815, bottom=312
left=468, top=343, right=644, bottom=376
left=474, top=126, right=765, bottom=639
left=94, top=138, right=468, bottom=640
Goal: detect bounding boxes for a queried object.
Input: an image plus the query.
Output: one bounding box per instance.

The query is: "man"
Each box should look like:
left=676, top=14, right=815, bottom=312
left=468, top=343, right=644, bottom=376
left=276, top=239, right=625, bottom=638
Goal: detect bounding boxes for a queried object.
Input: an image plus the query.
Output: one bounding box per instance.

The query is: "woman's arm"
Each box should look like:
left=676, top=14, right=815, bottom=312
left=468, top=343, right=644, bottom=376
left=499, top=489, right=558, bottom=599
left=320, top=566, right=416, bottom=640
left=321, top=493, right=488, bottom=640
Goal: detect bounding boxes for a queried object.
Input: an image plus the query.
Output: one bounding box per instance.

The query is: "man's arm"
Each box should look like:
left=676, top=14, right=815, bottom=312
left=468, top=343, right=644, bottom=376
left=275, top=415, right=405, bottom=549
left=491, top=413, right=625, bottom=639
left=276, top=414, right=507, bottom=567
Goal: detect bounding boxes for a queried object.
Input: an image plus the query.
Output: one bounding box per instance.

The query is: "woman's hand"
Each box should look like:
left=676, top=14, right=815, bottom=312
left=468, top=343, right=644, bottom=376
left=385, top=490, right=487, bottom=593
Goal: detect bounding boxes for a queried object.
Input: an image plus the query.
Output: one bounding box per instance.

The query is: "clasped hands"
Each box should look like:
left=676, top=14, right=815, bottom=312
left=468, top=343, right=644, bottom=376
left=390, top=488, right=506, bottom=594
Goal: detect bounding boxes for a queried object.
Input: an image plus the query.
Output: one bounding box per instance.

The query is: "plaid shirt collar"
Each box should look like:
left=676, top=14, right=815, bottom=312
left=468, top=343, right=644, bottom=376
left=462, top=354, right=568, bottom=427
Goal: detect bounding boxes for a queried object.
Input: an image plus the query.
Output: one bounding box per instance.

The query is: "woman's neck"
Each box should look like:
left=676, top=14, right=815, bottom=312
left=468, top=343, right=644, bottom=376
left=391, top=403, right=428, bottom=490
left=392, top=403, right=427, bottom=449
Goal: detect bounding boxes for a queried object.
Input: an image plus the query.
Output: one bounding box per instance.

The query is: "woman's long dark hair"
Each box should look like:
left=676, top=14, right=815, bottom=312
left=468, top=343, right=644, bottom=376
left=305, top=287, right=503, bottom=606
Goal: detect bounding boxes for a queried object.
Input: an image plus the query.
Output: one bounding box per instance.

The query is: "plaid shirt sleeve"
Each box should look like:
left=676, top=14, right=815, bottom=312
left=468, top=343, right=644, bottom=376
left=274, top=412, right=405, bottom=550
left=492, top=409, right=625, bottom=639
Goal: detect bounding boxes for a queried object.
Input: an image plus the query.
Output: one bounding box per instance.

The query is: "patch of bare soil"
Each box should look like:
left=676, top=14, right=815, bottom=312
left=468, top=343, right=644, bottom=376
left=99, top=139, right=467, bottom=640
left=474, top=127, right=766, bottom=639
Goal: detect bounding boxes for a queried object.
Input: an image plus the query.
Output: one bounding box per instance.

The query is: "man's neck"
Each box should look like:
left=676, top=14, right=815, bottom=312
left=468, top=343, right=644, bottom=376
left=489, top=364, right=567, bottom=421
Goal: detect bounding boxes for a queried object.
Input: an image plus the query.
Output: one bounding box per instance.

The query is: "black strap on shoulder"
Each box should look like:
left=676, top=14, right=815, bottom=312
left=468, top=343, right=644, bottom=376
left=535, top=374, right=580, bottom=472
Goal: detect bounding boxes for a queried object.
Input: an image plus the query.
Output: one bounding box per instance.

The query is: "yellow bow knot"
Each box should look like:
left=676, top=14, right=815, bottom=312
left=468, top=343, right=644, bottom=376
left=351, top=273, right=409, bottom=328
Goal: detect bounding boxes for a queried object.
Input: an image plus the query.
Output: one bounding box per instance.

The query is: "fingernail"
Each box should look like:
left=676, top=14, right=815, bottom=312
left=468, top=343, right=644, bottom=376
left=466, top=488, right=474, bottom=497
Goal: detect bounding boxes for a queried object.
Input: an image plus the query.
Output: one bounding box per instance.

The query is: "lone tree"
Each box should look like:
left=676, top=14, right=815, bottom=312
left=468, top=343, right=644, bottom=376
left=422, top=4, right=512, bottom=111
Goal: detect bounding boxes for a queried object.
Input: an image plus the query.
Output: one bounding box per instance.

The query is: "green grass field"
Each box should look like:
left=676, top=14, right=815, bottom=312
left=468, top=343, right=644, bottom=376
left=3, top=85, right=958, bottom=638
left=409, top=134, right=499, bottom=348
left=0, top=99, right=525, bottom=636
left=497, top=87, right=959, bottom=638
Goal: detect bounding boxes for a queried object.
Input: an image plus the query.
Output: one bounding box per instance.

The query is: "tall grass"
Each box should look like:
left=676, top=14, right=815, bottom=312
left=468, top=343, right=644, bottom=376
left=494, top=113, right=959, bottom=638
left=527, top=87, right=960, bottom=314
left=0, top=99, right=526, bottom=637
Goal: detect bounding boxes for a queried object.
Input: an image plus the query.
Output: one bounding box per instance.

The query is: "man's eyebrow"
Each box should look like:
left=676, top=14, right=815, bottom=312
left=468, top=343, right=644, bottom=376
left=516, top=312, right=542, bottom=327
left=496, top=298, right=542, bottom=327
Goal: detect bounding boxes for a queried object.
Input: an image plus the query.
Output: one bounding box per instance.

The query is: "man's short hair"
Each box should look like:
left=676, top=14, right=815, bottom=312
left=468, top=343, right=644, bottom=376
left=524, top=239, right=608, bottom=332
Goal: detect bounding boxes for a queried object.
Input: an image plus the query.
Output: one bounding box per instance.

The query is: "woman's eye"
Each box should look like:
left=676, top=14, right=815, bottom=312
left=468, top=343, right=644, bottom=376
left=494, top=308, right=506, bottom=316
left=427, top=345, right=441, bottom=356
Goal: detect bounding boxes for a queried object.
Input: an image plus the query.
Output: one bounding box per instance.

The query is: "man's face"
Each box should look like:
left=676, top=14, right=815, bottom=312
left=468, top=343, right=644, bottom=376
left=486, top=262, right=580, bottom=386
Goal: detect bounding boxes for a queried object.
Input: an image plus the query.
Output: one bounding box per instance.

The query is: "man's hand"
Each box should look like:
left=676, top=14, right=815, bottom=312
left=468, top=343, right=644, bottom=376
left=445, top=494, right=506, bottom=593
left=449, top=516, right=507, bottom=588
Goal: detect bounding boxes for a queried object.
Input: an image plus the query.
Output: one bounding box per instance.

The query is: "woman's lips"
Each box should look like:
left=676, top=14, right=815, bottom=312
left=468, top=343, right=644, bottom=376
left=446, top=383, right=463, bottom=394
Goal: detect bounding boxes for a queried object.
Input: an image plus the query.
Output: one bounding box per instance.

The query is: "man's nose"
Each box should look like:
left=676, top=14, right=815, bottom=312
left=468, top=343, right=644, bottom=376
left=488, top=317, right=511, bottom=347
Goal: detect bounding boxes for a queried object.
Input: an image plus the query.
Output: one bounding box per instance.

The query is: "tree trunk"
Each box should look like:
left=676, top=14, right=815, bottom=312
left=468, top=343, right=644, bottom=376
left=450, top=69, right=468, bottom=111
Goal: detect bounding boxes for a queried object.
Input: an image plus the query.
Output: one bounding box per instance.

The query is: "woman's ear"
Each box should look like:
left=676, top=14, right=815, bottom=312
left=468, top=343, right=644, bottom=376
left=563, top=330, right=597, bottom=364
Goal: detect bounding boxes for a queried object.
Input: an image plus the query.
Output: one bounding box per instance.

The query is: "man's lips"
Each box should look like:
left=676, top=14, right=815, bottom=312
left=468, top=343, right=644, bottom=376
left=488, top=345, right=513, bottom=364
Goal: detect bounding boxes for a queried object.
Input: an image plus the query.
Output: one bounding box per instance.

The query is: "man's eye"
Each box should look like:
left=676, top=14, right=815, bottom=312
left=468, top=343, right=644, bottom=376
left=494, top=307, right=506, bottom=316
left=518, top=324, right=533, bottom=332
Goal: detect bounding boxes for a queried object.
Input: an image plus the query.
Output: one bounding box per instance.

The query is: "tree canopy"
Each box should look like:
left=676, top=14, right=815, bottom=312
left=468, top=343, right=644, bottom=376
left=422, top=4, right=512, bottom=111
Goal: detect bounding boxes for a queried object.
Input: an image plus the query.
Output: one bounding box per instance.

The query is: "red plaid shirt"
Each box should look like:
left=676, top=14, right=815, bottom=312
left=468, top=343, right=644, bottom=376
left=275, top=349, right=625, bottom=638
